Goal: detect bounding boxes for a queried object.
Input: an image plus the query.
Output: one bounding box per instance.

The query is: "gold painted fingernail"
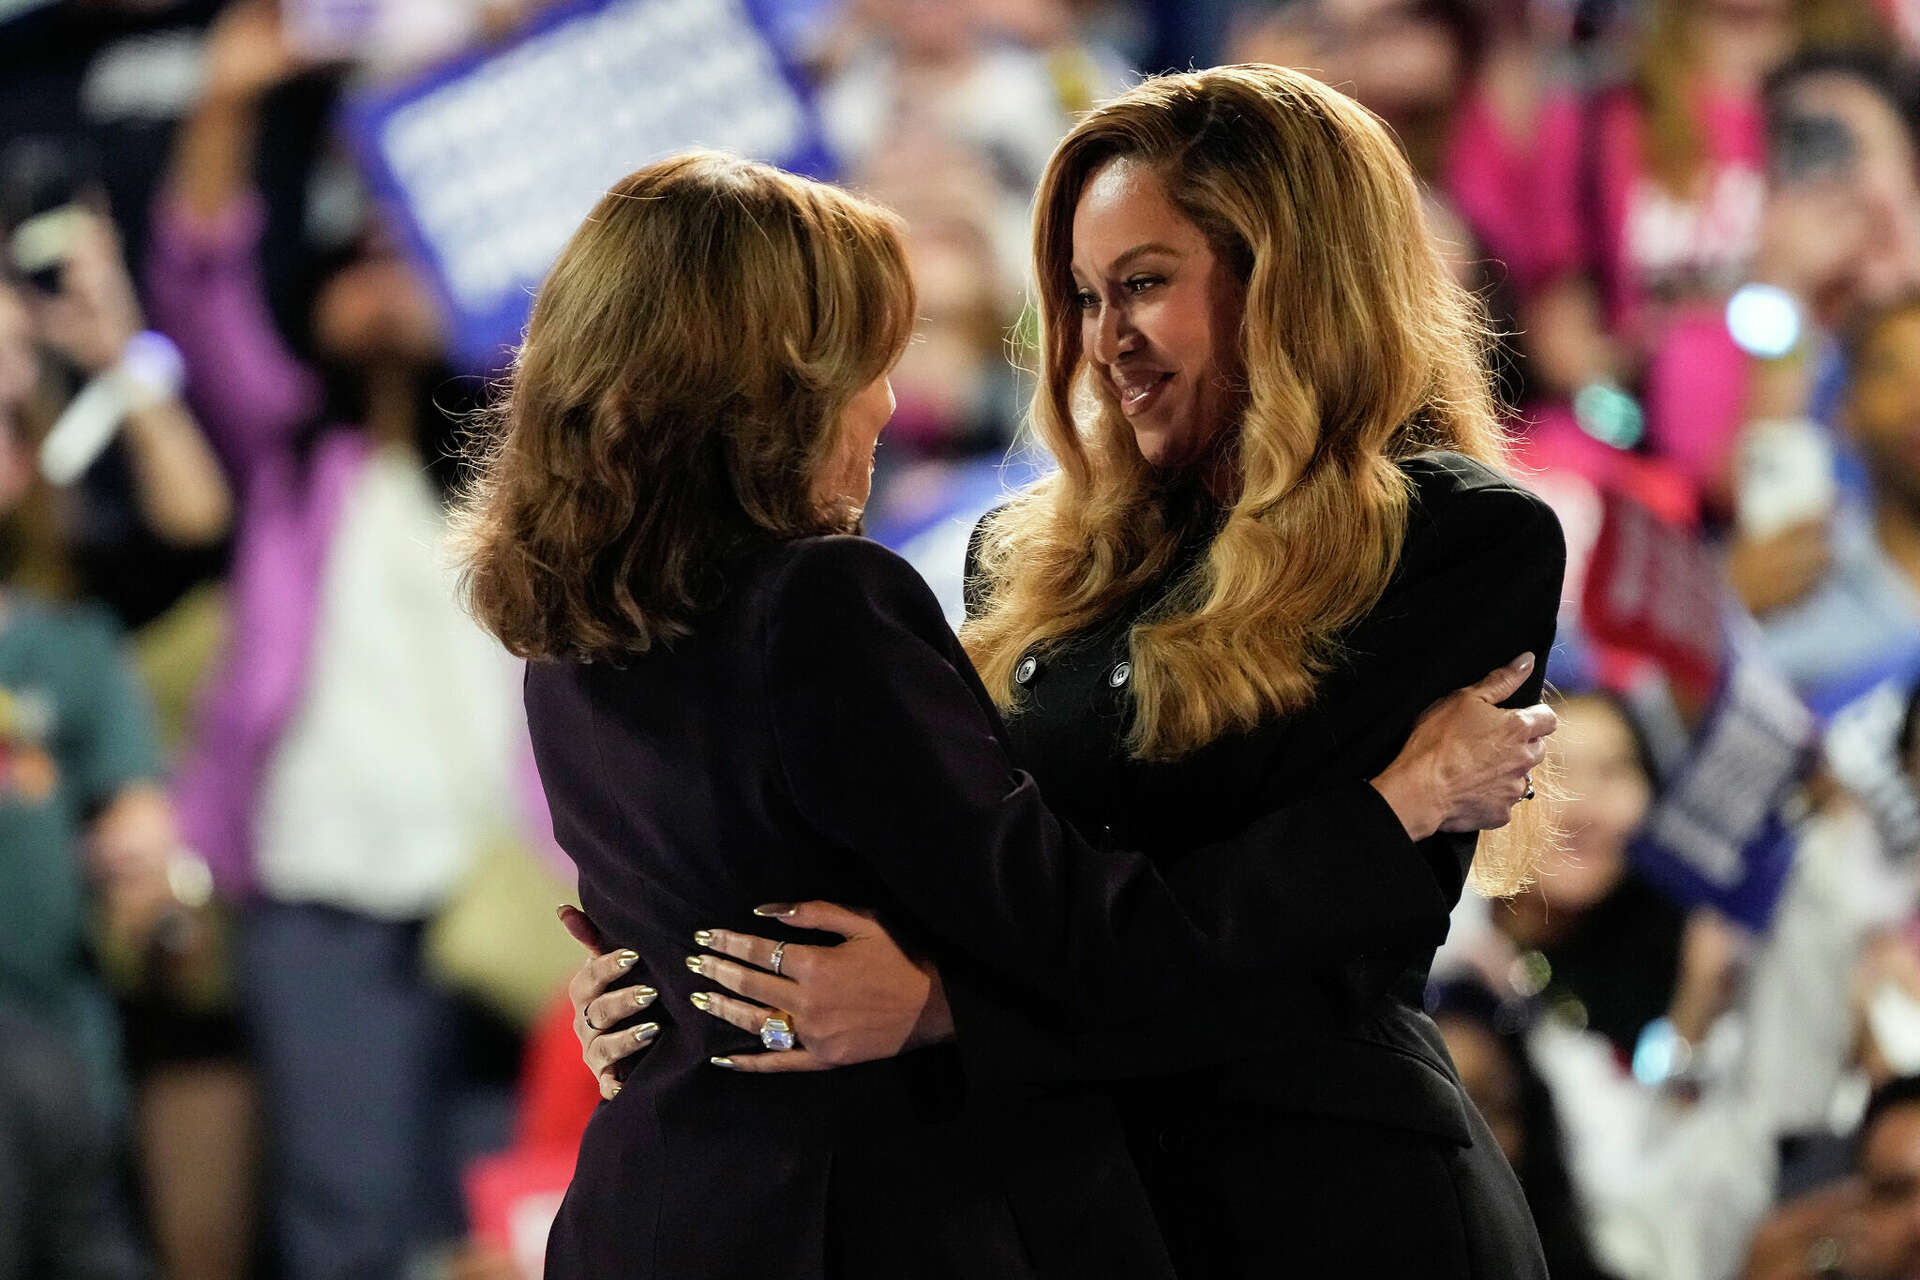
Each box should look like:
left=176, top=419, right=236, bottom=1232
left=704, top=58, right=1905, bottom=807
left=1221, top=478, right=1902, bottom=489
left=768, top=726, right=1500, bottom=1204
left=690, top=992, right=715, bottom=1012
left=607, top=1082, right=621, bottom=1098
left=633, top=986, right=657, bottom=1009
left=684, top=955, right=703, bottom=975
left=634, top=1022, right=659, bottom=1044
left=710, top=1056, right=737, bottom=1069
left=615, top=951, right=638, bottom=969
left=693, top=929, right=714, bottom=947
left=753, top=904, right=797, bottom=918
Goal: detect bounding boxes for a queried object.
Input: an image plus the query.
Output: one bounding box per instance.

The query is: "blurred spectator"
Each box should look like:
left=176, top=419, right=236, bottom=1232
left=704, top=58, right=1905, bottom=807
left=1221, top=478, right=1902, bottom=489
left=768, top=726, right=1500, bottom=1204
left=0, top=171, right=234, bottom=613
left=1435, top=682, right=1920, bottom=1278
left=1741, top=293, right=1920, bottom=692
left=1741, top=1075, right=1920, bottom=1280
left=852, top=151, right=1028, bottom=534
left=1230, top=0, right=1547, bottom=409
left=0, top=274, right=187, bottom=1278
left=0, top=1, right=252, bottom=631
left=147, top=4, right=544, bottom=1276
left=1740, top=709, right=1920, bottom=1277
left=1823, top=1078, right=1920, bottom=1279
left=1432, top=979, right=1626, bottom=1280
left=0, top=1, right=219, bottom=287
left=1724, top=52, right=1920, bottom=688
left=817, top=0, right=1125, bottom=284
left=1524, top=0, right=1883, bottom=506
left=0, top=138, right=249, bottom=1279
left=1466, top=690, right=1692, bottom=1060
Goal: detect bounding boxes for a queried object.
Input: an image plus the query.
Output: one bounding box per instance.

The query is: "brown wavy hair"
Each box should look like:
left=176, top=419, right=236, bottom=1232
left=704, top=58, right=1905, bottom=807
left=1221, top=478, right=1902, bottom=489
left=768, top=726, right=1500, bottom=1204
left=453, top=152, right=915, bottom=661
left=962, top=65, right=1544, bottom=893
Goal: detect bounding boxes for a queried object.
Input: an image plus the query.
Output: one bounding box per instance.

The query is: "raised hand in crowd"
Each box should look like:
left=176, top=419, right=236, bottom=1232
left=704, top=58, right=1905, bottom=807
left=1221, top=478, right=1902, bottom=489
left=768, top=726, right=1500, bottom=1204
left=32, top=210, right=144, bottom=377
left=29, top=211, right=230, bottom=545
left=1668, top=908, right=1751, bottom=1048
left=1727, top=516, right=1834, bottom=616
left=1851, top=931, right=1920, bottom=1087
left=177, top=0, right=309, bottom=223
left=200, top=0, right=306, bottom=111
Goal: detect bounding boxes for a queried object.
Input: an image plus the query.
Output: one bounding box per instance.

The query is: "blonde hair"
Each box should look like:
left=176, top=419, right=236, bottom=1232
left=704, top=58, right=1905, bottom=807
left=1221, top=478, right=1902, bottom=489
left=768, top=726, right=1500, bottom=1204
left=454, top=152, right=915, bottom=661
left=963, top=65, right=1544, bottom=894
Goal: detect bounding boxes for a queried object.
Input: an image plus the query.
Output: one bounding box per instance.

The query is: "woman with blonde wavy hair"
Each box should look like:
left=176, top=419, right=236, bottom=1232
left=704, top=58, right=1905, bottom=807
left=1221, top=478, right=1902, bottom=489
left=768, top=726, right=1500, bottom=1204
left=555, top=66, right=1564, bottom=1277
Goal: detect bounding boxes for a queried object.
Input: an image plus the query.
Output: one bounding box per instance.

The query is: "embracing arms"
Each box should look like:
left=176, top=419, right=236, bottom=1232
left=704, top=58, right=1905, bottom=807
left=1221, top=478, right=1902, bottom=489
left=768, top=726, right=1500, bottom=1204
left=572, top=477, right=1562, bottom=1086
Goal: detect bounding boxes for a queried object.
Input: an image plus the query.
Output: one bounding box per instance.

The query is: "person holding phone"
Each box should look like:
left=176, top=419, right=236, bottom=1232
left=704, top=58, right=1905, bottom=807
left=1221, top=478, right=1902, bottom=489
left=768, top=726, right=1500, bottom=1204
left=1726, top=52, right=1920, bottom=689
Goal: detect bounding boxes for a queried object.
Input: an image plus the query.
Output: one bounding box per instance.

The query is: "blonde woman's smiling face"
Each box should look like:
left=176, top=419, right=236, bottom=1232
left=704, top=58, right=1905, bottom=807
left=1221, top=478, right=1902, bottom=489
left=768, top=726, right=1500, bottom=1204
left=1070, top=157, right=1248, bottom=470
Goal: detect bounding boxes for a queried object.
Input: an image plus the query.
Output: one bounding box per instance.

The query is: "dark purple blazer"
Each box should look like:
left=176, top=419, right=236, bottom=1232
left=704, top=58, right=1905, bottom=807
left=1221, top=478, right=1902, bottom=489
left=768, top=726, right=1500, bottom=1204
left=526, top=528, right=1466, bottom=1279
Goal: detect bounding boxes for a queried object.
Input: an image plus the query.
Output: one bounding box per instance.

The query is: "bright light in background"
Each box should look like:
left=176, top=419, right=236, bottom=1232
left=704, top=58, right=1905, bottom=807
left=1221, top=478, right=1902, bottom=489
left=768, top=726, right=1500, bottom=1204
left=1725, top=282, right=1804, bottom=360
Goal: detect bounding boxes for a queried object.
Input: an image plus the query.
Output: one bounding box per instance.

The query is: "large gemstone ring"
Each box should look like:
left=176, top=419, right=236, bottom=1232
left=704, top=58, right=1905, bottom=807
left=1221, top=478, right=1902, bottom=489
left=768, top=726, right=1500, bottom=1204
left=760, top=1010, right=798, bottom=1052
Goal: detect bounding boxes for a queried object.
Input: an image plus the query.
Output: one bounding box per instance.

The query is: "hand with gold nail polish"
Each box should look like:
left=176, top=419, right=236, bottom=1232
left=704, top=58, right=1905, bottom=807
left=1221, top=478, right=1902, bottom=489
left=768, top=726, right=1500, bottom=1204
left=560, top=904, right=665, bottom=1100
left=687, top=900, right=952, bottom=1074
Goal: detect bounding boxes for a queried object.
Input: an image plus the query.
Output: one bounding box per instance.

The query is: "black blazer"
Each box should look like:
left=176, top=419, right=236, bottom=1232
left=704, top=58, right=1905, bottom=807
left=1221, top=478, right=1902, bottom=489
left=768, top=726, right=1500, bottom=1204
left=951, top=451, right=1565, bottom=1274
left=526, top=501, right=1483, bottom=1276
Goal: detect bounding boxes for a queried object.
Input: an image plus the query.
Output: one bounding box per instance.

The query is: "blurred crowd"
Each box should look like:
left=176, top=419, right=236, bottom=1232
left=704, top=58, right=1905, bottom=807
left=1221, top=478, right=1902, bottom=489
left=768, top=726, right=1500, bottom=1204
left=4, top=0, right=1920, bottom=1277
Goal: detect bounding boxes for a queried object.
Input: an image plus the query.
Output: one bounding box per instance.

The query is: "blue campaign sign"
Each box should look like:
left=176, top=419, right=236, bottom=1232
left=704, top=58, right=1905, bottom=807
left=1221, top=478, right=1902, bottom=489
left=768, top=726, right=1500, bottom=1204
left=340, top=0, right=837, bottom=371
left=1816, top=641, right=1920, bottom=863
left=1628, top=644, right=1817, bottom=930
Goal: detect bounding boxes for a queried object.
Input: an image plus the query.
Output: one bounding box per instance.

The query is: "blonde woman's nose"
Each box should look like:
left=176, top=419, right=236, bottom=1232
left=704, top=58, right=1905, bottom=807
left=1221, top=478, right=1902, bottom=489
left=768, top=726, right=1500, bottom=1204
left=1089, top=300, right=1140, bottom=364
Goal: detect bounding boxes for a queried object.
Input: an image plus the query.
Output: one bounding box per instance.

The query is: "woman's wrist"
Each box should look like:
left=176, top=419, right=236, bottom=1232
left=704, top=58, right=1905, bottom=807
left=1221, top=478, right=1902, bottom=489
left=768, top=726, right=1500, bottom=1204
left=1369, top=767, right=1439, bottom=842
left=908, top=968, right=956, bottom=1049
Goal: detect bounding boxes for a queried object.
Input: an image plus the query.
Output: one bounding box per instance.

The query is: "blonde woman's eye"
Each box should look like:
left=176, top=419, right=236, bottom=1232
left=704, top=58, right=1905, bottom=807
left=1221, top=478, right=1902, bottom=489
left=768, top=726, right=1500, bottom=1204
left=1072, top=289, right=1099, bottom=310
left=1125, top=276, right=1163, bottom=295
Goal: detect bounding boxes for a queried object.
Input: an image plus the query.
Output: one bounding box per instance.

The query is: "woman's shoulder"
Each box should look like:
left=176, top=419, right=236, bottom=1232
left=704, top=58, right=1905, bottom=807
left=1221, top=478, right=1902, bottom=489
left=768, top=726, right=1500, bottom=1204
left=755, top=535, right=949, bottom=636
left=760, top=533, right=924, bottom=587
left=1394, top=451, right=1564, bottom=559
left=1397, top=449, right=1555, bottom=514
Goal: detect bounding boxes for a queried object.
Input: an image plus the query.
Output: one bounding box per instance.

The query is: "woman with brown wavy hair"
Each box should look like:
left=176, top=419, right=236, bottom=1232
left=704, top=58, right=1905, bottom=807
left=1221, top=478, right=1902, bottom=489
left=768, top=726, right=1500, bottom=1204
left=566, top=67, right=1568, bottom=1275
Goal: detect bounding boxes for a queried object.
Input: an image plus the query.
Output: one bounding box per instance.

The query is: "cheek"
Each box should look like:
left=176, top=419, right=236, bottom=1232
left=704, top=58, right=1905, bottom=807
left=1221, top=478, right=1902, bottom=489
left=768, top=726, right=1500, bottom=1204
left=1596, top=776, right=1652, bottom=835
left=1138, top=302, right=1224, bottom=396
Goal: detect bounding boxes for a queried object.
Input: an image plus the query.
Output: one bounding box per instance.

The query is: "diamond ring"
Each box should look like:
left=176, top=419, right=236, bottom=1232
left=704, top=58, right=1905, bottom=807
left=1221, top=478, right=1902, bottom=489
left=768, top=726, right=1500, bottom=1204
left=760, top=1010, right=798, bottom=1052
left=770, top=941, right=787, bottom=977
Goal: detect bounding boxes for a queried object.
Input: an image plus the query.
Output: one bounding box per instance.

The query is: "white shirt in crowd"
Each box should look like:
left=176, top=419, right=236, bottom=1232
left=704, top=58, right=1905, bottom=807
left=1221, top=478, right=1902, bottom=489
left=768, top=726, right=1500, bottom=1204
left=254, top=445, right=521, bottom=920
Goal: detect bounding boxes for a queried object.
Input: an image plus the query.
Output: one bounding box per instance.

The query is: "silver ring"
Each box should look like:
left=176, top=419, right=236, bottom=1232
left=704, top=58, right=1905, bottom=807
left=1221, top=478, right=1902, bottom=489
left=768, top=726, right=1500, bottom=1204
left=770, top=941, right=787, bottom=977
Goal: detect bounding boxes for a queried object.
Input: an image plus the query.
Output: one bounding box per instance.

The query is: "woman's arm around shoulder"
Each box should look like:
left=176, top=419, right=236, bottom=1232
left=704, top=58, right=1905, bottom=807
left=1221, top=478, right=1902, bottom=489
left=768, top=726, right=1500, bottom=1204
left=1388, top=451, right=1567, bottom=711
left=756, top=534, right=1452, bottom=1019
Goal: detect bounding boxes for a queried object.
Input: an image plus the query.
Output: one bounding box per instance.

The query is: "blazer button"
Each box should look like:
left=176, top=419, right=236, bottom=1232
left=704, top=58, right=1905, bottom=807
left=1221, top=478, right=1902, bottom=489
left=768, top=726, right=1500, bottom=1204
left=1015, top=656, right=1039, bottom=685
left=1108, top=661, right=1131, bottom=688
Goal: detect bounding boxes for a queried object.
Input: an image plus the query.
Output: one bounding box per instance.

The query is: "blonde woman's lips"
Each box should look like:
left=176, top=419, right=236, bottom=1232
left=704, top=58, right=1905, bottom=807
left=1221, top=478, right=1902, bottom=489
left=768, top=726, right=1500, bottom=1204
left=1117, top=372, right=1172, bottom=416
